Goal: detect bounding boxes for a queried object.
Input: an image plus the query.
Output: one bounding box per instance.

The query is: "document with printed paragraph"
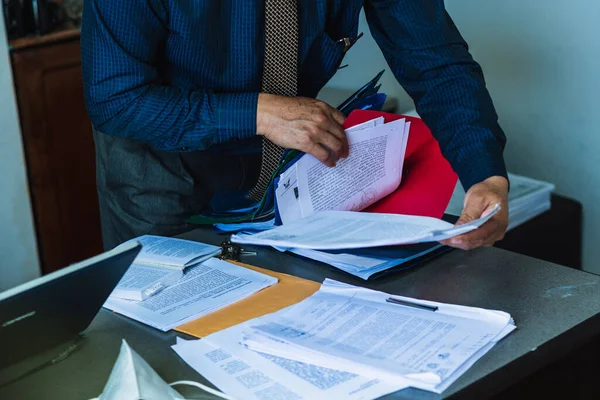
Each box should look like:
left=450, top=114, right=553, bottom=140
left=172, top=321, right=409, bottom=400
left=104, top=258, right=277, bottom=331
left=232, top=205, right=500, bottom=250
left=240, top=279, right=515, bottom=394
left=275, top=117, right=410, bottom=225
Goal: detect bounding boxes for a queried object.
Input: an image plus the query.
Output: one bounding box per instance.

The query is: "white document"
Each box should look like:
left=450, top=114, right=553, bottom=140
left=103, top=258, right=277, bottom=331
left=232, top=205, right=499, bottom=250
left=275, top=118, right=410, bottom=225
left=110, top=263, right=183, bottom=301
left=172, top=321, right=409, bottom=400
left=122, top=235, right=222, bottom=269
left=241, top=279, right=515, bottom=394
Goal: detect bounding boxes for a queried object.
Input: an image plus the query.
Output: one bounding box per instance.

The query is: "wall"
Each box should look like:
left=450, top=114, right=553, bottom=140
left=0, top=18, right=41, bottom=290
left=324, top=5, right=599, bottom=273
left=444, top=0, right=600, bottom=273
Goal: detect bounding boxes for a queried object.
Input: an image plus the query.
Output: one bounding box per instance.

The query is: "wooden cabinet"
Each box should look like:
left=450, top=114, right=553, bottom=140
left=10, top=30, right=103, bottom=274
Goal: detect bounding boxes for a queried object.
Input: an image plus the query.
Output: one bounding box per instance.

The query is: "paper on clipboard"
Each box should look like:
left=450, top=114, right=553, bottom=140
left=175, top=262, right=320, bottom=338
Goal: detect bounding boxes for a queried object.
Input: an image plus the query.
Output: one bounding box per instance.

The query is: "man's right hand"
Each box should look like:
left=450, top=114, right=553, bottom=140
left=256, top=94, right=349, bottom=167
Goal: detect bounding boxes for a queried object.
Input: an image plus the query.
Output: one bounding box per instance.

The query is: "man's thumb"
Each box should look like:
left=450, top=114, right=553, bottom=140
left=455, top=202, right=485, bottom=226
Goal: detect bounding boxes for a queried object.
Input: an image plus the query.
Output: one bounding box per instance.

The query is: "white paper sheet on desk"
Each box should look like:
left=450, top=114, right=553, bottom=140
left=232, top=205, right=499, bottom=250
left=240, top=279, right=515, bottom=394
left=172, top=325, right=409, bottom=400
left=103, top=258, right=277, bottom=331
left=275, top=117, right=409, bottom=225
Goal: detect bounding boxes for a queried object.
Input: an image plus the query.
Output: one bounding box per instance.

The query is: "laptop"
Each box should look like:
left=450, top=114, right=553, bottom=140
left=0, top=241, right=141, bottom=369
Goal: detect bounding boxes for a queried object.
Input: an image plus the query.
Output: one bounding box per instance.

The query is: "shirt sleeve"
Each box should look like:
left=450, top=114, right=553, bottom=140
left=364, top=0, right=508, bottom=191
left=81, top=0, right=258, bottom=152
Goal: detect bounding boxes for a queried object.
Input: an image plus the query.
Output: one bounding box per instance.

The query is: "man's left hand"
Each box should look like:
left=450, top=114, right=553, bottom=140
left=441, top=176, right=509, bottom=250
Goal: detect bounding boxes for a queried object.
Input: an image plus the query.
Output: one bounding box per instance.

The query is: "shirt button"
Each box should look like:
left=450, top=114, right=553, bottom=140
left=181, top=147, right=187, bottom=151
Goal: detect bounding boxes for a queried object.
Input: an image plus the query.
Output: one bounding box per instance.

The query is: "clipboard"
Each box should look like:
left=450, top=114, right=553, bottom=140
left=175, top=262, right=320, bottom=338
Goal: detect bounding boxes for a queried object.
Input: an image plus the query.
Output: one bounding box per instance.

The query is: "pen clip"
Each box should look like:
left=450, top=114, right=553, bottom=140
left=336, top=32, right=364, bottom=53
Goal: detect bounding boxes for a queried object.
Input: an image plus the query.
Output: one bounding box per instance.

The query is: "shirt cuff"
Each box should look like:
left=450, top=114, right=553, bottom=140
left=215, top=92, right=259, bottom=142
left=453, top=148, right=508, bottom=192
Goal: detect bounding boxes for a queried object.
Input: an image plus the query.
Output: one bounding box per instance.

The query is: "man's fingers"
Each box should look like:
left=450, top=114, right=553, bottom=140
left=455, top=195, right=494, bottom=226
left=317, top=111, right=349, bottom=158
left=455, top=204, right=483, bottom=226
left=329, top=108, right=346, bottom=126
left=441, top=216, right=504, bottom=250
left=305, top=142, right=334, bottom=167
left=440, top=175, right=509, bottom=251
left=257, top=96, right=349, bottom=166
left=480, top=202, right=501, bottom=218
left=317, top=132, right=345, bottom=164
left=328, top=126, right=349, bottom=159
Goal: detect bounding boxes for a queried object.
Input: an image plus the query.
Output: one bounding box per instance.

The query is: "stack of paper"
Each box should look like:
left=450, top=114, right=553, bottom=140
left=445, top=173, right=555, bottom=231
left=104, top=258, right=278, bottom=331
left=173, top=320, right=410, bottom=400
left=217, top=221, right=450, bottom=280
left=242, top=280, right=515, bottom=394
left=229, top=208, right=497, bottom=280
left=276, top=116, right=410, bottom=224
left=111, top=236, right=222, bottom=301
left=232, top=205, right=499, bottom=250
left=172, top=280, right=515, bottom=398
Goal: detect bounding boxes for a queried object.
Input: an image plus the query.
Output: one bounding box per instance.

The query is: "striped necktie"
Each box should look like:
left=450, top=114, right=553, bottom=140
left=247, top=0, right=299, bottom=202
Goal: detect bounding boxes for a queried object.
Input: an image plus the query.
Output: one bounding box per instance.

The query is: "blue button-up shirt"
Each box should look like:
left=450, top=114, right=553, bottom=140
left=81, top=0, right=507, bottom=190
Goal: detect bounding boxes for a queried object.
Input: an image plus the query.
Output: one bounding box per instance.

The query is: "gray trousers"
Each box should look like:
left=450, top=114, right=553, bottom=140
left=93, top=129, right=261, bottom=250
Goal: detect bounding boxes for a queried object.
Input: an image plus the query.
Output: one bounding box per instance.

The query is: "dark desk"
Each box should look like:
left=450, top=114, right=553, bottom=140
left=2, top=228, right=600, bottom=399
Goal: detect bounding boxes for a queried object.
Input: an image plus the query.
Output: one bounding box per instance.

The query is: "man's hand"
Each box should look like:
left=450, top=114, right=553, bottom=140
left=256, top=94, right=348, bottom=167
left=441, top=176, right=509, bottom=250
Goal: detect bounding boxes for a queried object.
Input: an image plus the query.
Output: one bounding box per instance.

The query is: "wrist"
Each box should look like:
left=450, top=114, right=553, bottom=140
left=481, top=175, right=509, bottom=191
left=256, top=93, right=277, bottom=137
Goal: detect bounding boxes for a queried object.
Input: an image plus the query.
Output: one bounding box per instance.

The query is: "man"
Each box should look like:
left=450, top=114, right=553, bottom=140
left=81, top=1, right=509, bottom=251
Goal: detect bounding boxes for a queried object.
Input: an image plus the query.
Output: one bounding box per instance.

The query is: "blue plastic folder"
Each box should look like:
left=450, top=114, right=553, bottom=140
left=287, top=242, right=451, bottom=280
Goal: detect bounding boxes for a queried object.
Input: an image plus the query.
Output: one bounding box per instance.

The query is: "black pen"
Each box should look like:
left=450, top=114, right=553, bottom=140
left=386, top=297, right=439, bottom=312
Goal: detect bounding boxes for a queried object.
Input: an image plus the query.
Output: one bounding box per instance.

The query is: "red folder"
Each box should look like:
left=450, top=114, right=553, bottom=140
left=342, top=110, right=458, bottom=219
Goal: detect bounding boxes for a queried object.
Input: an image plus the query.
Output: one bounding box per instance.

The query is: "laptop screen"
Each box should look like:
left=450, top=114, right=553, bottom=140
left=0, top=242, right=140, bottom=368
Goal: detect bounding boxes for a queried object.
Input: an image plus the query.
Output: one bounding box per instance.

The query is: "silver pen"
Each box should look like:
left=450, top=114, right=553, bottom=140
left=385, top=297, right=438, bottom=312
